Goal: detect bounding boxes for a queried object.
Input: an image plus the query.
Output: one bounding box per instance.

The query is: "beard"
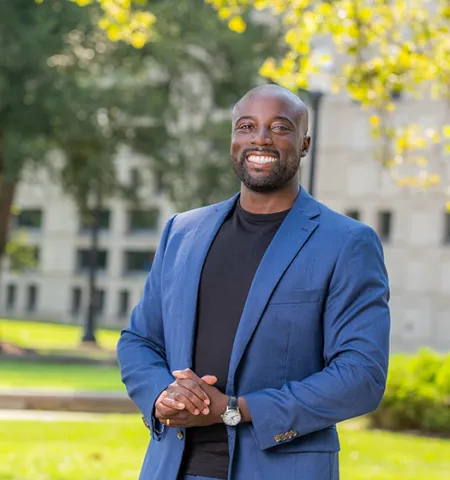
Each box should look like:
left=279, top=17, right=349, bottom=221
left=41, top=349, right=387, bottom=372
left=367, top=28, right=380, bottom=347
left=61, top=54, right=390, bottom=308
left=230, top=148, right=300, bottom=193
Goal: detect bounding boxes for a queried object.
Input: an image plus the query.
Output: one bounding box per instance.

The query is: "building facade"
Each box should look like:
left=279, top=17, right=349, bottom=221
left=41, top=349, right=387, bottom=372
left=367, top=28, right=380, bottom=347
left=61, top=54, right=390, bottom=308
left=1, top=94, right=449, bottom=352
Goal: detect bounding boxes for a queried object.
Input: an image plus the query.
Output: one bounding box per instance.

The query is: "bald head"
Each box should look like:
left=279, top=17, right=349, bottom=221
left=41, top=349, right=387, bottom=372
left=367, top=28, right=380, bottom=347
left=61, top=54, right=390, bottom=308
left=233, top=84, right=309, bottom=133
left=230, top=84, right=312, bottom=194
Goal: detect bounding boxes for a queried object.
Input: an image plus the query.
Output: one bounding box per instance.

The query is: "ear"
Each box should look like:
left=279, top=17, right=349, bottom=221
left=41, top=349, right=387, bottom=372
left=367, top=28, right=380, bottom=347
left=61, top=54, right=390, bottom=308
left=300, top=136, right=311, bottom=157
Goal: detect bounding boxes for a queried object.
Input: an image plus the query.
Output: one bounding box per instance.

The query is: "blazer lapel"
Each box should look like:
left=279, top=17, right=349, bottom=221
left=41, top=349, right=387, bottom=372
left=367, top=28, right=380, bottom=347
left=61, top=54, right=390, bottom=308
left=227, top=188, right=321, bottom=393
left=179, top=194, right=239, bottom=369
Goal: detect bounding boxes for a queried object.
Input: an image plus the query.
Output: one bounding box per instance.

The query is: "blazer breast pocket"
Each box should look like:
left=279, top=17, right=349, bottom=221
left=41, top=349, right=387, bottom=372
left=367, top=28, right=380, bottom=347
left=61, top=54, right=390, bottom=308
left=268, top=288, right=322, bottom=305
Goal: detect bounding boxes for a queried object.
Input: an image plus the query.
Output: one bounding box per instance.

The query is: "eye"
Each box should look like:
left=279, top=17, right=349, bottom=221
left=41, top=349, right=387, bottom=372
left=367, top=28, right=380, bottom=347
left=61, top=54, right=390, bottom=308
left=237, top=124, right=253, bottom=131
left=272, top=125, right=290, bottom=132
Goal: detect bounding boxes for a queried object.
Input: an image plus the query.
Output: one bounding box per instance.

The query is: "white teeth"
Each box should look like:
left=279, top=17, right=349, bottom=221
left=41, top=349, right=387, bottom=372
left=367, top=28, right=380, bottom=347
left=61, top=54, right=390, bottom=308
left=248, top=155, right=277, bottom=164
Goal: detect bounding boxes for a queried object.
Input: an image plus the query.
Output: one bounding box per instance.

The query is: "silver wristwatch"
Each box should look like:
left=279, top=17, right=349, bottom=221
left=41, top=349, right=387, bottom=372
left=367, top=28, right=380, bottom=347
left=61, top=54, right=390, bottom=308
left=221, top=396, right=242, bottom=426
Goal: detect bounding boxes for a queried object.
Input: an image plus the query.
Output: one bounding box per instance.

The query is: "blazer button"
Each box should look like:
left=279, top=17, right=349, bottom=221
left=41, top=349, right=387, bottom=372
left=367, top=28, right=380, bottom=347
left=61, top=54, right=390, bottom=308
left=176, top=430, right=184, bottom=440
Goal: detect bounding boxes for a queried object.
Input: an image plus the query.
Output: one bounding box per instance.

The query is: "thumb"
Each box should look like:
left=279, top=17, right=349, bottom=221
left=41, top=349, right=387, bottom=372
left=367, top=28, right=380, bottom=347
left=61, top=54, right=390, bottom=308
left=201, top=375, right=218, bottom=385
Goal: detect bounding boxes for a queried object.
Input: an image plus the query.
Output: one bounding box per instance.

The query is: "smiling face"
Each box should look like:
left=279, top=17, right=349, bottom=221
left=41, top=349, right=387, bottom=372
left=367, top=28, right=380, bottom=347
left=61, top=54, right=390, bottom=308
left=230, top=86, right=310, bottom=193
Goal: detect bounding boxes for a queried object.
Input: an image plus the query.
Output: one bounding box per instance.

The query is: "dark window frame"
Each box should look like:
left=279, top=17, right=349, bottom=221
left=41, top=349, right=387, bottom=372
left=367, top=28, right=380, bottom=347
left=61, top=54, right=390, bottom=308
left=15, top=209, right=43, bottom=230
left=128, top=209, right=159, bottom=234
left=26, top=284, right=38, bottom=313
left=444, top=213, right=450, bottom=245
left=118, top=289, right=130, bottom=317
left=345, top=209, right=361, bottom=221
left=79, top=209, right=111, bottom=233
left=378, top=210, right=393, bottom=242
left=76, top=249, right=109, bottom=272
left=124, top=250, right=155, bottom=274
left=6, top=284, right=17, bottom=311
left=71, top=287, right=83, bottom=316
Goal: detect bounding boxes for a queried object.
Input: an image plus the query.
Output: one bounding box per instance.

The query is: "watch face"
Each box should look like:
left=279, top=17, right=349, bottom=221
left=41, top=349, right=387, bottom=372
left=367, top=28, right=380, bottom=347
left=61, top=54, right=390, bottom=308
left=223, top=409, right=241, bottom=426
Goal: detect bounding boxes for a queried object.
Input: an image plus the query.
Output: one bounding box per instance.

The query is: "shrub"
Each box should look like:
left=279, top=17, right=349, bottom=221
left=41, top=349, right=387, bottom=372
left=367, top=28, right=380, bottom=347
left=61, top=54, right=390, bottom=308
left=369, top=348, right=450, bottom=435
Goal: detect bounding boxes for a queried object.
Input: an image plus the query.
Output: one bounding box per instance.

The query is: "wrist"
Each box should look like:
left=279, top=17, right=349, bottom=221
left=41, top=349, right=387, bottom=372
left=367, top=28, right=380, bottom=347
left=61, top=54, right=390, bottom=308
left=237, top=396, right=251, bottom=423
left=214, top=394, right=230, bottom=424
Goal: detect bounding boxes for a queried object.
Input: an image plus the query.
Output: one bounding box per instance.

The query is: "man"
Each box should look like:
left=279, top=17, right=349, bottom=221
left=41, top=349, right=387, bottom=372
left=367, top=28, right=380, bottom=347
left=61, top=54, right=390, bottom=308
left=117, top=84, right=390, bottom=480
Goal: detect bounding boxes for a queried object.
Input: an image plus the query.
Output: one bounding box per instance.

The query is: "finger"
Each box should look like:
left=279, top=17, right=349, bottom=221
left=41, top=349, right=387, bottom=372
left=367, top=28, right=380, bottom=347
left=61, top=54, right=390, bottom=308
left=172, top=369, right=213, bottom=405
left=160, top=396, right=186, bottom=411
left=156, top=389, right=168, bottom=404
left=157, top=402, right=186, bottom=418
left=166, top=386, right=203, bottom=415
left=176, top=378, right=211, bottom=407
left=201, top=375, right=218, bottom=385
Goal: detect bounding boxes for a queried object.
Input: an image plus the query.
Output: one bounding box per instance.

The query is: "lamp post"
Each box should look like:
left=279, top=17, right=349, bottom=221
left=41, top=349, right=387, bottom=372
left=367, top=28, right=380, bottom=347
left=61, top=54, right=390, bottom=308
left=298, top=88, right=324, bottom=198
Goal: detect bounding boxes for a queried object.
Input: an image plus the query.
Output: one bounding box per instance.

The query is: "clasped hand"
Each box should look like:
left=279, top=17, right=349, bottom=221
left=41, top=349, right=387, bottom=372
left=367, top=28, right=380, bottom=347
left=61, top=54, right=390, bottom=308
left=155, top=368, right=229, bottom=428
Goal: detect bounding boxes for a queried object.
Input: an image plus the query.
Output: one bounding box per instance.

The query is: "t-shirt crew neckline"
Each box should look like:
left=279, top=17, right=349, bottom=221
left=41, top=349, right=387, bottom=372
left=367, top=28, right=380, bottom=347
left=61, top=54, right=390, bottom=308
left=237, top=199, right=291, bottom=223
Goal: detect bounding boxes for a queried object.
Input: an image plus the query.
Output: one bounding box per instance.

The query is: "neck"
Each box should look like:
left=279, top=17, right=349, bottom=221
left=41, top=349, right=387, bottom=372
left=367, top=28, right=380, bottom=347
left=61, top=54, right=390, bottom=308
left=239, top=181, right=300, bottom=214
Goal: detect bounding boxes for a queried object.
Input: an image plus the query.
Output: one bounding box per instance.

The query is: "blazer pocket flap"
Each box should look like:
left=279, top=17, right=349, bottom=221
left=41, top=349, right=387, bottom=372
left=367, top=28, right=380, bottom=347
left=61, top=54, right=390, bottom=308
left=269, top=288, right=322, bottom=305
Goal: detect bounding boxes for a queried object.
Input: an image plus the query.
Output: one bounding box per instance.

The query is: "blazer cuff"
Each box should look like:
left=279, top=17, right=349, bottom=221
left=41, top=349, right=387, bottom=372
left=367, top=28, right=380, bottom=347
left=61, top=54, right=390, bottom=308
left=151, top=407, right=166, bottom=439
left=243, top=391, right=300, bottom=451
left=141, top=375, right=174, bottom=440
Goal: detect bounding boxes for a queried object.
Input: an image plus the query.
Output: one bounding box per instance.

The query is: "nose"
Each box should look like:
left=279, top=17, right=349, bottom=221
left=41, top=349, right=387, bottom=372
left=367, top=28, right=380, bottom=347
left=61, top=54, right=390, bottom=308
left=250, top=126, right=273, bottom=146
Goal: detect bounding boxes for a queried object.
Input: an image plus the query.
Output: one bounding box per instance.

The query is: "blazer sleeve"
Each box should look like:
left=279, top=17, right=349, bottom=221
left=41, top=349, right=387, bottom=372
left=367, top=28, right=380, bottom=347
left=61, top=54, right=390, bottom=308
left=243, top=225, right=391, bottom=450
left=117, top=214, right=177, bottom=440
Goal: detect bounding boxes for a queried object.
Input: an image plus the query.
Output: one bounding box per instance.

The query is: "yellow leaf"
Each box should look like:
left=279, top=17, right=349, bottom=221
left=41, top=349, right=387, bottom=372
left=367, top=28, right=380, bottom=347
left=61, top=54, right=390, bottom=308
left=369, top=115, right=380, bottom=127
left=446, top=201, right=450, bottom=212
left=135, top=12, right=156, bottom=26
left=443, top=125, right=450, bottom=138
left=259, top=58, right=277, bottom=79
left=385, top=103, right=395, bottom=112
left=429, top=173, right=440, bottom=185
left=255, top=0, right=269, bottom=11
left=106, top=24, right=121, bottom=42
left=444, top=143, right=450, bottom=154
left=228, top=16, right=246, bottom=33
left=98, top=17, right=109, bottom=30
left=218, top=7, right=232, bottom=19
left=130, top=31, right=147, bottom=49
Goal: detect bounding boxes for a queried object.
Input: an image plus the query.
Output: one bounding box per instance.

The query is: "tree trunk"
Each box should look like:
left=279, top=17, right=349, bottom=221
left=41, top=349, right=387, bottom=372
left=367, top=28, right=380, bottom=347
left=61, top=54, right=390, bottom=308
left=82, top=185, right=101, bottom=345
left=0, top=130, right=18, bottom=315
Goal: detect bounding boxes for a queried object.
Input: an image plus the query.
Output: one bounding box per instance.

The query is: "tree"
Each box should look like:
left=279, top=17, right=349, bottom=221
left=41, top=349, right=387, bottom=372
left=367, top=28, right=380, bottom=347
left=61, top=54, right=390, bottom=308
left=78, top=0, right=450, bottom=207
left=123, top=0, right=284, bottom=209
left=0, top=0, right=103, bottom=312
left=67, top=0, right=284, bottom=210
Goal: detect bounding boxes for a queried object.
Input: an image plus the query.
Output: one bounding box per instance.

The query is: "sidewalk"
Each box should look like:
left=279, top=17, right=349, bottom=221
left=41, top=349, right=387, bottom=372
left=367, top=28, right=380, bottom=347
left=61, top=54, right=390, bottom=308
left=0, top=409, right=113, bottom=421
left=0, top=387, right=137, bottom=414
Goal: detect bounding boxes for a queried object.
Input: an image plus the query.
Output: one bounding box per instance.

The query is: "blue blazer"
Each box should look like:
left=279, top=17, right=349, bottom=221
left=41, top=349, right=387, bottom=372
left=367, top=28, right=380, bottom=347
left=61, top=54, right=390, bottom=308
left=117, top=188, right=390, bottom=480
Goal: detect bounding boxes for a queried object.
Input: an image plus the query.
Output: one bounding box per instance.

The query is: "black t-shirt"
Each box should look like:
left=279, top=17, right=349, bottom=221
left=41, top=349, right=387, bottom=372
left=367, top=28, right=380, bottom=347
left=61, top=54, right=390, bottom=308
left=179, top=200, right=290, bottom=479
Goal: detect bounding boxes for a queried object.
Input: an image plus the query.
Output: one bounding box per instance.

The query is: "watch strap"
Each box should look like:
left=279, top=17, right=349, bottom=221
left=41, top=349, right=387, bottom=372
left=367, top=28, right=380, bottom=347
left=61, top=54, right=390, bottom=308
left=228, top=395, right=238, bottom=410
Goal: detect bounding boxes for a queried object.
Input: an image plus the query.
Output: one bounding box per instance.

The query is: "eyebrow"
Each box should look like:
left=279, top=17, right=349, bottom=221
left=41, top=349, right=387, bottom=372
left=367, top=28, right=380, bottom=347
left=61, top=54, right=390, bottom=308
left=235, top=115, right=296, bottom=128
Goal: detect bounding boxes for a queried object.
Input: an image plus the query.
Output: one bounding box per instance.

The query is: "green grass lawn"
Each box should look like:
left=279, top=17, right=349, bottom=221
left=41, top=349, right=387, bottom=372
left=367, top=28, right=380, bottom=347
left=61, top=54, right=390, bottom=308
left=0, top=415, right=448, bottom=480
left=0, top=318, right=120, bottom=354
left=0, top=360, right=123, bottom=391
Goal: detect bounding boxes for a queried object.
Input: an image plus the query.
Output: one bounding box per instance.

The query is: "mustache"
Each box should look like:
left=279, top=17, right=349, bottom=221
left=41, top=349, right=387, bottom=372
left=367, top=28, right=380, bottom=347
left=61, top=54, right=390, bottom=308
left=241, top=148, right=280, bottom=160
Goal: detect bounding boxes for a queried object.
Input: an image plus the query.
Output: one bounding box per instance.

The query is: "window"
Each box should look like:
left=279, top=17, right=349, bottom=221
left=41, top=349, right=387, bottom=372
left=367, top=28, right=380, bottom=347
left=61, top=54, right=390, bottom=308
left=80, top=209, right=111, bottom=232
left=128, top=209, right=159, bottom=233
left=118, top=290, right=130, bottom=317
left=76, top=249, right=108, bottom=272
left=26, top=285, right=38, bottom=312
left=9, top=246, right=40, bottom=272
left=345, top=209, right=360, bottom=221
left=6, top=284, right=16, bottom=311
left=95, top=289, right=105, bottom=315
left=71, top=287, right=82, bottom=315
left=378, top=211, right=393, bottom=242
left=15, top=209, right=43, bottom=230
left=444, top=213, right=450, bottom=244
left=130, top=168, right=140, bottom=188
left=124, top=251, right=155, bottom=274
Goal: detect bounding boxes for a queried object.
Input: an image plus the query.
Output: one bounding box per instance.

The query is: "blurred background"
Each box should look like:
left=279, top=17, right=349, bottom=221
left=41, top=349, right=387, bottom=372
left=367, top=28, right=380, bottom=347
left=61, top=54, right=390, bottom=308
left=0, top=1, right=449, bottom=479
